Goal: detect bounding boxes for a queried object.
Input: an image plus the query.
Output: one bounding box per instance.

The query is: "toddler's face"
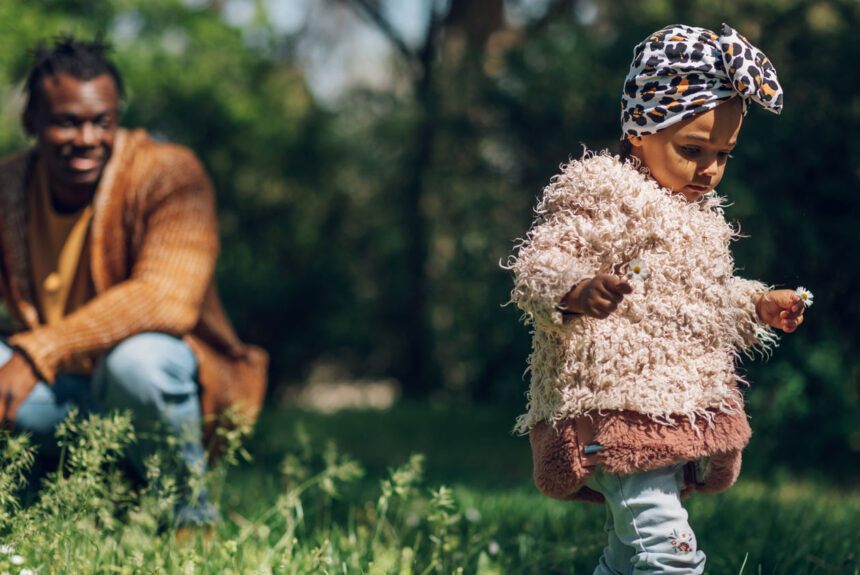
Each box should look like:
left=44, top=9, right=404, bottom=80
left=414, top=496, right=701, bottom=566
left=628, top=97, right=744, bottom=202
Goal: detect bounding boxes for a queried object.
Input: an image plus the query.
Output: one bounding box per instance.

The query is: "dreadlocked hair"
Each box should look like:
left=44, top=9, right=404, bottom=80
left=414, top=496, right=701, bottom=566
left=24, top=34, right=124, bottom=132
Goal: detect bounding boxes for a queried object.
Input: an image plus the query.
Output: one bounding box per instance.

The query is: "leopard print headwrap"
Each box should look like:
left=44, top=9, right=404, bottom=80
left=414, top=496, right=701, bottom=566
left=621, top=23, right=783, bottom=137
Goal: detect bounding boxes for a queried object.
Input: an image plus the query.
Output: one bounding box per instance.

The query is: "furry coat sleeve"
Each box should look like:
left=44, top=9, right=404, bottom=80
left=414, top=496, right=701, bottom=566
left=506, top=167, right=621, bottom=332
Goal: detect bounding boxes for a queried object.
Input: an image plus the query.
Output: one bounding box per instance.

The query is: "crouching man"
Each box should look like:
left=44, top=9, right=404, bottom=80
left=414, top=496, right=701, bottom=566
left=0, top=36, right=267, bottom=525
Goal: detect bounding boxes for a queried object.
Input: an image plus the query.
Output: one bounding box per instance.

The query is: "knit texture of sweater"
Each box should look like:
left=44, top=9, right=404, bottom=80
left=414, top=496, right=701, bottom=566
left=507, top=151, right=777, bottom=434
left=0, top=129, right=267, bottom=437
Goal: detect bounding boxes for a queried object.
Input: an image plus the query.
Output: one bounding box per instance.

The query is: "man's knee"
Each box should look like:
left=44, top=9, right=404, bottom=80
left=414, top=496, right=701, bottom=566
left=99, top=333, right=198, bottom=410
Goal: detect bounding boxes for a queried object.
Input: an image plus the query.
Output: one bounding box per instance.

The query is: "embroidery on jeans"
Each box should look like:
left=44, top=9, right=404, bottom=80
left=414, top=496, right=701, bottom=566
left=669, top=528, right=694, bottom=553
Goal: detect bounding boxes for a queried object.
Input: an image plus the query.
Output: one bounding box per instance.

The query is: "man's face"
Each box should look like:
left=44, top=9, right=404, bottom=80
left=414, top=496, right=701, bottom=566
left=629, top=97, right=744, bottom=202
left=28, top=73, right=120, bottom=202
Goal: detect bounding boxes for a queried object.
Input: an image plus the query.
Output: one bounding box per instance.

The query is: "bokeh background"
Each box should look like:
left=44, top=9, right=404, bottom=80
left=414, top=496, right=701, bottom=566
left=0, top=0, right=857, bottom=480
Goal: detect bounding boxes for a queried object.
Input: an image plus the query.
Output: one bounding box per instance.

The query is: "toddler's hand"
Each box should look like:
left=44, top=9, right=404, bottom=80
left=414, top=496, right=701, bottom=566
left=561, top=274, right=633, bottom=319
left=755, top=290, right=805, bottom=332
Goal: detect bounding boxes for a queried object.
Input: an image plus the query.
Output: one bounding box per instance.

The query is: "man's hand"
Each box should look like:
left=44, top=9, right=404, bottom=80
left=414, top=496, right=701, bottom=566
left=560, top=274, right=633, bottom=319
left=0, top=352, right=39, bottom=427
left=755, top=290, right=805, bottom=333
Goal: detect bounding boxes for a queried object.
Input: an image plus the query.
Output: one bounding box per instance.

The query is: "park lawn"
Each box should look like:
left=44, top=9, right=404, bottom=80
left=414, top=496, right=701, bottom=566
left=2, top=402, right=857, bottom=574
left=217, top=402, right=860, bottom=575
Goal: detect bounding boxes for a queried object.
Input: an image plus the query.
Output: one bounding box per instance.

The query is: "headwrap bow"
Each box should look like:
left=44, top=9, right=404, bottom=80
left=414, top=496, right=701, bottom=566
left=621, top=23, right=783, bottom=137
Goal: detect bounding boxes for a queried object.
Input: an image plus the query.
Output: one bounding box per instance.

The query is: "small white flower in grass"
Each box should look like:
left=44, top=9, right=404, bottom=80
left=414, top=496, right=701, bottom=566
left=20, top=570, right=35, bottom=575
left=627, top=259, right=649, bottom=281
left=10, top=556, right=23, bottom=566
left=465, top=508, right=481, bottom=523
left=488, top=540, right=500, bottom=555
left=795, top=286, right=813, bottom=307
left=0, top=545, right=13, bottom=554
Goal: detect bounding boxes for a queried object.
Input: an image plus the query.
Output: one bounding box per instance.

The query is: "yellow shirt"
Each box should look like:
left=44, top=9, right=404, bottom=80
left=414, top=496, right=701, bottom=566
left=28, top=163, right=96, bottom=372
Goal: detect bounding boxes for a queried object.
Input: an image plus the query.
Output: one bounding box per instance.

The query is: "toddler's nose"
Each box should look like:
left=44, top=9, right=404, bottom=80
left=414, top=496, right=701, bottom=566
left=697, top=158, right=719, bottom=177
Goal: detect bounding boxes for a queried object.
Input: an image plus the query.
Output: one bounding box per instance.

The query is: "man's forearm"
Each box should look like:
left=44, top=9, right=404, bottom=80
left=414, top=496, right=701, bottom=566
left=9, top=272, right=212, bottom=383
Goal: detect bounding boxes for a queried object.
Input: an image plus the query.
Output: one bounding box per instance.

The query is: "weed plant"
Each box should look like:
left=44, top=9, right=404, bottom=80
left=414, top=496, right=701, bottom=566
left=0, top=410, right=509, bottom=574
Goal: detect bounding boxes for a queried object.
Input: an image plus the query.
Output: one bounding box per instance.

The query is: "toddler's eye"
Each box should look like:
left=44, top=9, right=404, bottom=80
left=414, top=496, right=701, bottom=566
left=718, top=151, right=733, bottom=160
left=680, top=146, right=700, bottom=156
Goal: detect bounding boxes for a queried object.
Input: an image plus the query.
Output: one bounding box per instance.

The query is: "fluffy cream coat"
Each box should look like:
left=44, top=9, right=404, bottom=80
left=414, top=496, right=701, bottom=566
left=507, top=151, right=777, bottom=435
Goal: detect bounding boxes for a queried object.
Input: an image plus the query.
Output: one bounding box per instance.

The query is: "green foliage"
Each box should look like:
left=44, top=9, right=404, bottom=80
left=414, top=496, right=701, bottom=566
left=0, top=432, right=35, bottom=529
left=0, top=408, right=857, bottom=573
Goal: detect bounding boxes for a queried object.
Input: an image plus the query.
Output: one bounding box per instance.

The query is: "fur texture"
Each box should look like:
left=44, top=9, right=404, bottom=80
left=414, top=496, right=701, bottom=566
left=506, top=151, right=774, bottom=501
left=0, top=129, right=267, bottom=439
left=529, top=406, right=751, bottom=502
left=506, top=151, right=776, bottom=433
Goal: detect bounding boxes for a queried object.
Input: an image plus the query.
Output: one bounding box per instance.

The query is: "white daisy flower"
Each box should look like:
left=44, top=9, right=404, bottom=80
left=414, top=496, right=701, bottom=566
left=465, top=508, right=481, bottom=523
left=0, top=545, right=12, bottom=554
left=10, top=556, right=23, bottom=566
left=488, top=540, right=500, bottom=555
left=627, top=259, right=649, bottom=281
left=19, top=570, right=35, bottom=575
left=795, top=286, right=813, bottom=307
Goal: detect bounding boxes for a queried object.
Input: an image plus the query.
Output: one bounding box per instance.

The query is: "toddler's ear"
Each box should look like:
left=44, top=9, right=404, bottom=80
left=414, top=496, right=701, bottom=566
left=628, top=134, right=644, bottom=147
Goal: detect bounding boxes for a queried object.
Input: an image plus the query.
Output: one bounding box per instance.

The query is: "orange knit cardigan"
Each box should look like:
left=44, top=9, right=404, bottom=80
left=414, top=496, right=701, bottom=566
left=0, top=129, right=267, bottom=441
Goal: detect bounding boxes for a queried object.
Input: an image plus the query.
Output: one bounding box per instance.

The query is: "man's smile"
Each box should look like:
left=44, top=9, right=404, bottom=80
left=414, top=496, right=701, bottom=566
left=66, top=154, right=104, bottom=172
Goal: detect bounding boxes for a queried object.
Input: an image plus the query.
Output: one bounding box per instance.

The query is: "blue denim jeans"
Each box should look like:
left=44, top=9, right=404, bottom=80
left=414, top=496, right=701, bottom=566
left=1, top=333, right=217, bottom=526
left=586, top=464, right=706, bottom=575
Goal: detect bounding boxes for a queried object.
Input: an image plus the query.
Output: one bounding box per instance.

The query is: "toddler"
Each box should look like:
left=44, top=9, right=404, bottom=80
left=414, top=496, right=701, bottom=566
left=507, top=23, right=805, bottom=574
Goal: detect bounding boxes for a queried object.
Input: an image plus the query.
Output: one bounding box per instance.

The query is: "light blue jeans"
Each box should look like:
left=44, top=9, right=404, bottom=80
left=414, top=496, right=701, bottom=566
left=586, top=463, right=706, bottom=575
left=1, top=333, right=216, bottom=526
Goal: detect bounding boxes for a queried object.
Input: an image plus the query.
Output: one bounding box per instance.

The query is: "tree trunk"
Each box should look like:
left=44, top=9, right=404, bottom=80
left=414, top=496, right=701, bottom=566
left=401, top=8, right=440, bottom=396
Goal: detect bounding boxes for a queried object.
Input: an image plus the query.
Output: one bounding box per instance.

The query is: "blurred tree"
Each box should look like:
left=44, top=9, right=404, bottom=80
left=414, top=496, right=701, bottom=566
left=340, top=0, right=514, bottom=396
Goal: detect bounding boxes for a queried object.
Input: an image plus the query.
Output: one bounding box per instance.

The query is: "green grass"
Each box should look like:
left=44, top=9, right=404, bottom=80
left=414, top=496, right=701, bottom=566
left=1, top=402, right=858, bottom=574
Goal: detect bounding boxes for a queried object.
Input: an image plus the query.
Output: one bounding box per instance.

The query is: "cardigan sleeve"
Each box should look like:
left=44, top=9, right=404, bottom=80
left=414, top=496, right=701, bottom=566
left=9, top=146, right=219, bottom=383
left=727, top=275, right=778, bottom=356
